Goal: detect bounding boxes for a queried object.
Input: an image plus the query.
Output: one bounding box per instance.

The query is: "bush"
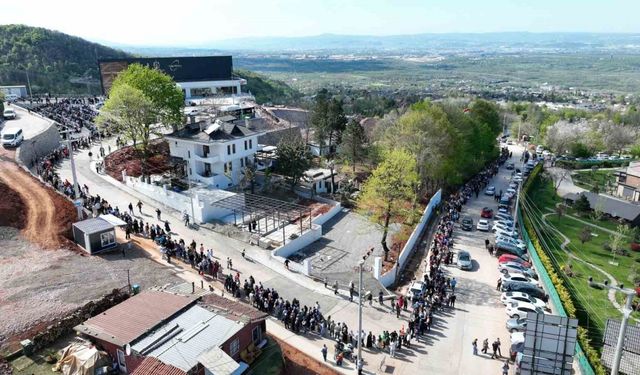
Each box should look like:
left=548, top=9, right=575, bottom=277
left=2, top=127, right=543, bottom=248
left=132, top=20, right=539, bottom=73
left=556, top=159, right=630, bottom=170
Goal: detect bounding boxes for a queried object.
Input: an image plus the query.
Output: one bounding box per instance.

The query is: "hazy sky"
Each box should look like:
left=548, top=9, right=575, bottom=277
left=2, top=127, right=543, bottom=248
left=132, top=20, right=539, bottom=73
left=1, top=0, right=638, bottom=46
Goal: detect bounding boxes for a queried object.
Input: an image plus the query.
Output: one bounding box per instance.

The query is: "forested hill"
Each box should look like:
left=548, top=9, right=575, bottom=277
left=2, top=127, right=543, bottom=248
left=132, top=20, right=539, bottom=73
left=0, top=24, right=131, bottom=95
left=236, top=69, right=301, bottom=105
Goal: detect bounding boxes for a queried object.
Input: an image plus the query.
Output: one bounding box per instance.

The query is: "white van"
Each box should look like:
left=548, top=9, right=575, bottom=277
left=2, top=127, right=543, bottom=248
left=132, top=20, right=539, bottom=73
left=3, top=108, right=16, bottom=119
left=4, top=94, right=19, bottom=102
left=2, top=128, right=24, bottom=147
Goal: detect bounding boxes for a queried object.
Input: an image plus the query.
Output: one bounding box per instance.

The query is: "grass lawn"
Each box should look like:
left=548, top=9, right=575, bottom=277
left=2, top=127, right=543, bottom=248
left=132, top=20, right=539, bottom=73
left=572, top=169, right=618, bottom=193
left=523, top=173, right=640, bottom=345
left=247, top=337, right=284, bottom=375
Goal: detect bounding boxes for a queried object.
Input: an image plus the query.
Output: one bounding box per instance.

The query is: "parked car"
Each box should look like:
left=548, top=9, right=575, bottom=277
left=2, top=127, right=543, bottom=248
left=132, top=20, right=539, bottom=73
left=501, top=291, right=546, bottom=309
left=506, top=301, right=544, bottom=319
left=495, top=213, right=514, bottom=222
left=3, top=108, right=16, bottom=120
left=498, top=207, right=510, bottom=215
left=495, top=242, right=528, bottom=259
left=461, top=216, right=474, bottom=231
left=493, top=221, right=515, bottom=233
left=457, top=250, right=473, bottom=270
left=506, top=188, right=517, bottom=197
left=499, top=195, right=511, bottom=206
left=498, top=254, right=531, bottom=268
left=1, top=127, right=24, bottom=148
left=477, top=219, right=490, bottom=231
left=501, top=273, right=539, bottom=287
left=502, top=281, right=547, bottom=301
left=494, top=226, right=519, bottom=238
left=506, top=162, right=515, bottom=170
left=406, top=281, right=426, bottom=301
left=481, top=207, right=494, bottom=218
left=499, top=263, right=538, bottom=279
left=485, top=186, right=496, bottom=196
left=495, top=235, right=525, bottom=249
left=506, top=317, right=527, bottom=332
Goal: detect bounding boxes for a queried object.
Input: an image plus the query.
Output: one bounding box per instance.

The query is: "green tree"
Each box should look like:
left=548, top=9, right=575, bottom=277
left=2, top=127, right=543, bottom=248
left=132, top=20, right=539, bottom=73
left=275, top=139, right=311, bottom=190
left=240, top=162, right=257, bottom=194
left=578, top=226, right=592, bottom=244
left=326, top=98, right=347, bottom=151
left=573, top=194, right=591, bottom=214
left=310, top=89, right=330, bottom=152
left=570, top=142, right=592, bottom=158
left=358, top=149, right=418, bottom=260
left=96, top=84, right=158, bottom=176
left=470, top=99, right=501, bottom=135
left=109, top=63, right=184, bottom=130
left=339, top=119, right=367, bottom=173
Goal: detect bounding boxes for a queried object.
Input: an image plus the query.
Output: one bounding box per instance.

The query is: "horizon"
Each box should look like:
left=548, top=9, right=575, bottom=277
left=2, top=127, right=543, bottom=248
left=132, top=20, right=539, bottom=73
left=1, top=0, right=639, bottom=46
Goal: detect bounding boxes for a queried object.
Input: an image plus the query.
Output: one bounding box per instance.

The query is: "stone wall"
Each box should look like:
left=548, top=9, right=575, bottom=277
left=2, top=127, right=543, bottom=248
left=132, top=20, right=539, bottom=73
left=30, top=288, right=130, bottom=351
left=16, top=123, right=62, bottom=168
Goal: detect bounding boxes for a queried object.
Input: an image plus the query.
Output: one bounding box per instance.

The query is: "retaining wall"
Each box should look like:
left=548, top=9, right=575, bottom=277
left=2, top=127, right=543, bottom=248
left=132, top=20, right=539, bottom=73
left=16, top=123, right=62, bottom=167
left=272, top=224, right=322, bottom=258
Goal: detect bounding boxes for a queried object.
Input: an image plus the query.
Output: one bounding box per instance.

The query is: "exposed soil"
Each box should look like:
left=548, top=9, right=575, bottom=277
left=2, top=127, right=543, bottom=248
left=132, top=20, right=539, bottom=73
left=104, top=140, right=173, bottom=182
left=0, top=180, right=26, bottom=229
left=274, top=337, right=339, bottom=375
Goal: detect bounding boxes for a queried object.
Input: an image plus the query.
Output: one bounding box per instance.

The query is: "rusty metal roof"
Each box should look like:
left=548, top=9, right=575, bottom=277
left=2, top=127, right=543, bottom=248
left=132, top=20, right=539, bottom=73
left=74, top=291, right=197, bottom=346
left=201, top=293, right=268, bottom=323
left=131, top=357, right=186, bottom=375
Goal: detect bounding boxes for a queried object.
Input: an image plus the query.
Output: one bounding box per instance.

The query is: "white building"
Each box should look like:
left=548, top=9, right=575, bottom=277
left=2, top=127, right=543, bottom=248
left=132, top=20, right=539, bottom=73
left=166, top=117, right=261, bottom=189
left=0, top=85, right=28, bottom=99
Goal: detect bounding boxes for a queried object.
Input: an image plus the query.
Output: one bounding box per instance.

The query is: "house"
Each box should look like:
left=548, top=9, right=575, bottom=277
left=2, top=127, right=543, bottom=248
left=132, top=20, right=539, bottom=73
left=615, top=161, right=640, bottom=201
left=98, top=56, right=246, bottom=99
left=72, top=217, right=118, bottom=254
left=301, top=168, right=336, bottom=194
left=74, top=289, right=267, bottom=375
left=166, top=117, right=262, bottom=188
left=565, top=191, right=640, bottom=226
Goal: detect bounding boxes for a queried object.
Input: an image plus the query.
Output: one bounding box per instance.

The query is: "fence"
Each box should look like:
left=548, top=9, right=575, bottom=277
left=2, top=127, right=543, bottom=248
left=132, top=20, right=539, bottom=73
left=374, top=189, right=442, bottom=287
left=518, top=205, right=596, bottom=375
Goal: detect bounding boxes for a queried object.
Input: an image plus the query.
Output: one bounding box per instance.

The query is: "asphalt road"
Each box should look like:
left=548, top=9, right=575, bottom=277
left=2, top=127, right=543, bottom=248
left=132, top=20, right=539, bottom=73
left=1, top=104, right=52, bottom=140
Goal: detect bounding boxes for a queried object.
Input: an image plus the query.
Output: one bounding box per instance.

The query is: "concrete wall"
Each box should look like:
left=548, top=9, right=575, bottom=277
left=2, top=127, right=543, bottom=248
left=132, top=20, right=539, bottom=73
left=272, top=224, right=322, bottom=258
left=313, top=202, right=342, bottom=226
left=374, top=189, right=442, bottom=288
left=16, top=122, right=62, bottom=167
left=124, top=174, right=193, bottom=213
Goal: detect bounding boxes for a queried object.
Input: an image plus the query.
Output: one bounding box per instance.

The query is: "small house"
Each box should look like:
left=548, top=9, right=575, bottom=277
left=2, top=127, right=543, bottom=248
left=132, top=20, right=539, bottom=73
left=72, top=217, right=117, bottom=254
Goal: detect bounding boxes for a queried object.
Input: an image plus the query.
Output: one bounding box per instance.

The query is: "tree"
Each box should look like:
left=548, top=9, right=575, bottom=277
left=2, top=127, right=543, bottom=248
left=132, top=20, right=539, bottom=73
left=240, top=162, right=257, bottom=194
left=358, top=149, right=418, bottom=261
left=96, top=84, right=158, bottom=174
left=570, top=142, right=592, bottom=158
left=600, top=122, right=637, bottom=156
left=609, top=224, right=630, bottom=258
left=326, top=98, right=347, bottom=152
left=339, top=119, right=367, bottom=173
left=310, top=89, right=330, bottom=153
left=275, top=139, right=311, bottom=190
left=573, top=194, right=591, bottom=213
left=108, top=63, right=184, bottom=131
left=555, top=203, right=566, bottom=218
left=578, top=226, right=593, bottom=244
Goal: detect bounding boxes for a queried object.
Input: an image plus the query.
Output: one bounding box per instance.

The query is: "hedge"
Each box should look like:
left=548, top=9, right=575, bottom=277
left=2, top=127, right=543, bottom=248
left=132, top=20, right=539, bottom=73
left=555, top=159, right=630, bottom=170
left=521, top=164, right=606, bottom=375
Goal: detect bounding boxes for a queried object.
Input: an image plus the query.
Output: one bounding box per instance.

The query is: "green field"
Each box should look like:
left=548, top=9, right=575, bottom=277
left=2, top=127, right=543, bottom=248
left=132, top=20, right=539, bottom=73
left=572, top=169, right=618, bottom=193
left=521, top=172, right=640, bottom=346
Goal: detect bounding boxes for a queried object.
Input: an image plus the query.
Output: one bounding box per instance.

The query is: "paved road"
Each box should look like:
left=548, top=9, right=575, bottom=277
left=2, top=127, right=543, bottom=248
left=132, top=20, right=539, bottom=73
left=1, top=104, right=52, bottom=140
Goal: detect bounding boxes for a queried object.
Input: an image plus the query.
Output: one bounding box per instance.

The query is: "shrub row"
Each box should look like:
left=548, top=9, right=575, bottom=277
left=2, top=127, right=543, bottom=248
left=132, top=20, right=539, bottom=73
left=520, top=164, right=606, bottom=375
left=555, top=159, right=630, bottom=170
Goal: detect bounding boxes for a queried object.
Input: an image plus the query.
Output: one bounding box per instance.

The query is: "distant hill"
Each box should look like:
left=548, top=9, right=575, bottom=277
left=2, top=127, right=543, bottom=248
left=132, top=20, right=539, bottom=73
left=237, top=69, right=301, bottom=105
left=0, top=24, right=131, bottom=95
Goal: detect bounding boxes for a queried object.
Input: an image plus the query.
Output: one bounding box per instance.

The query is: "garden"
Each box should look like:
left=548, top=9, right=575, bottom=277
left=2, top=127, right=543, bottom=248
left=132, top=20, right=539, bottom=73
left=571, top=169, right=618, bottom=194
left=520, top=166, right=640, bottom=372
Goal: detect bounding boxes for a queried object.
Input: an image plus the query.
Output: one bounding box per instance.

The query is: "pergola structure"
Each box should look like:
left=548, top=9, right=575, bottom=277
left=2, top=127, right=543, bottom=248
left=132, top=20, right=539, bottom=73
left=210, top=193, right=313, bottom=244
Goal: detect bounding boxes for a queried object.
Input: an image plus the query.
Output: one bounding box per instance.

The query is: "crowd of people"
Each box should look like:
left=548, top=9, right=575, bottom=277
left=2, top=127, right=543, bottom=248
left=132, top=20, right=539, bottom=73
left=23, top=97, right=101, bottom=136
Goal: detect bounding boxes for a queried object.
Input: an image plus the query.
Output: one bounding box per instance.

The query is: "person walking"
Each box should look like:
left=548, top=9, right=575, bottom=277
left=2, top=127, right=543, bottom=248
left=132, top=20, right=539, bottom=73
left=472, top=338, right=478, bottom=355
left=389, top=339, right=397, bottom=358
left=334, top=281, right=339, bottom=295
left=496, top=338, right=502, bottom=357
left=136, top=200, right=143, bottom=214
left=321, top=344, right=328, bottom=362
left=164, top=220, right=171, bottom=233
left=491, top=340, right=499, bottom=359
left=379, top=290, right=384, bottom=305
left=482, top=338, right=489, bottom=354
left=156, top=208, right=161, bottom=220
left=184, top=212, right=190, bottom=227
left=496, top=278, right=502, bottom=291
left=128, top=202, right=134, bottom=215
left=450, top=277, right=457, bottom=292
left=502, top=360, right=510, bottom=375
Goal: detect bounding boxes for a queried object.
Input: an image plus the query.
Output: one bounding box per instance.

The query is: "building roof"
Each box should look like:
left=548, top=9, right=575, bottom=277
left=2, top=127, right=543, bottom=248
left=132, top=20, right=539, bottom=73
left=75, top=291, right=197, bottom=346
left=131, top=305, right=243, bottom=372
left=131, top=357, right=186, bottom=375
left=625, top=161, right=640, bottom=177
left=566, top=192, right=640, bottom=221
left=197, top=347, right=241, bottom=375
left=166, top=119, right=256, bottom=143
left=72, top=217, right=114, bottom=234
left=201, top=293, right=269, bottom=323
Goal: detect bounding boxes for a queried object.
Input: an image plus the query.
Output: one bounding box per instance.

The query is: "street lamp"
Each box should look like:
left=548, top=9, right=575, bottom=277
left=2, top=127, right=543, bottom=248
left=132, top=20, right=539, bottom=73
left=588, top=277, right=637, bottom=375
left=356, top=248, right=374, bottom=374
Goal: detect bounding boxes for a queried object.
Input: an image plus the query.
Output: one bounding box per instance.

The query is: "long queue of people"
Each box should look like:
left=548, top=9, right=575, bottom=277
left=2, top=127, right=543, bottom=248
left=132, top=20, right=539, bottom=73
left=22, top=97, right=100, bottom=136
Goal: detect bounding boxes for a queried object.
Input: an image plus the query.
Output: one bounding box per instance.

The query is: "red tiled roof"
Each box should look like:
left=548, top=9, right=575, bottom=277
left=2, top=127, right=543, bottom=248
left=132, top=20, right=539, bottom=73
left=75, top=291, right=196, bottom=345
left=132, top=357, right=186, bottom=375
left=200, top=293, right=268, bottom=322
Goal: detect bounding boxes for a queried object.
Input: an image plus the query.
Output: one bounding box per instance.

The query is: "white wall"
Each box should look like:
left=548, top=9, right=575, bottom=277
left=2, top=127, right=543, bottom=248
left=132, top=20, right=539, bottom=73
left=312, top=201, right=342, bottom=226
left=272, top=224, right=322, bottom=258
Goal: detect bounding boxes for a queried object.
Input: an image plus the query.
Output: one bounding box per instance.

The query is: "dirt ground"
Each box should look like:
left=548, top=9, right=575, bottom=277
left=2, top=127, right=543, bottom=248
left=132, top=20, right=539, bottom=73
left=104, top=140, right=173, bottom=182
left=274, top=337, right=339, bottom=375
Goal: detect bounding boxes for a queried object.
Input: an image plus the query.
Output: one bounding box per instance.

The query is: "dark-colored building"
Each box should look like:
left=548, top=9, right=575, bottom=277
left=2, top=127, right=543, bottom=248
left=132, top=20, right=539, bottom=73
left=72, top=217, right=117, bottom=254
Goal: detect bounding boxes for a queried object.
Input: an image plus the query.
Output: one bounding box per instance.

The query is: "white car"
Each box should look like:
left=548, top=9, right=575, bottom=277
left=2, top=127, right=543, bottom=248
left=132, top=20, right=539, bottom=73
left=493, top=222, right=515, bottom=232
left=494, top=226, right=518, bottom=238
left=495, top=236, right=526, bottom=250
left=495, top=213, right=514, bottom=222
left=406, top=281, right=425, bottom=301
left=477, top=219, right=490, bottom=231
left=513, top=176, right=523, bottom=183
left=485, top=186, right=496, bottom=196
left=506, top=188, right=517, bottom=197
left=3, top=108, right=16, bottom=119
left=501, top=273, right=539, bottom=287
left=498, top=207, right=510, bottom=214
left=499, top=263, right=538, bottom=280
left=501, top=292, right=546, bottom=309
left=506, top=301, right=545, bottom=319
left=494, top=219, right=515, bottom=227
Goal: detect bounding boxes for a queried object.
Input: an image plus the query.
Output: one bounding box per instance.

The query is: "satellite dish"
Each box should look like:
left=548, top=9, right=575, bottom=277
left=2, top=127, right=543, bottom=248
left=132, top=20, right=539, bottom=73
left=124, top=343, right=131, bottom=356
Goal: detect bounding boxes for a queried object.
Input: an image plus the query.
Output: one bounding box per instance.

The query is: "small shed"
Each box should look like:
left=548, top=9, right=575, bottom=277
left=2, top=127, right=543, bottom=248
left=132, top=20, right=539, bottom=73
left=72, top=217, right=117, bottom=254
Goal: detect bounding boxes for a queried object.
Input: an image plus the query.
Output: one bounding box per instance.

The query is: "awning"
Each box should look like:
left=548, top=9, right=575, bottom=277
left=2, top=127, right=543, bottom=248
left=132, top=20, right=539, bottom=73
left=99, top=214, right=127, bottom=227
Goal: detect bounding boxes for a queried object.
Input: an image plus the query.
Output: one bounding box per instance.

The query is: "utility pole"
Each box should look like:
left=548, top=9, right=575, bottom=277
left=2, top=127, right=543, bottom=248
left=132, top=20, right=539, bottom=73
left=184, top=163, right=196, bottom=226
left=25, top=69, right=33, bottom=99
left=587, top=278, right=636, bottom=375
left=356, top=248, right=374, bottom=373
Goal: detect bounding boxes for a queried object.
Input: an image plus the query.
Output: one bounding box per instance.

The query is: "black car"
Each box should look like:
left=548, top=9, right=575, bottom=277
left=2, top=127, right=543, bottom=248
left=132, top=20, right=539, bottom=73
left=502, top=281, right=548, bottom=301
left=461, top=216, right=474, bottom=231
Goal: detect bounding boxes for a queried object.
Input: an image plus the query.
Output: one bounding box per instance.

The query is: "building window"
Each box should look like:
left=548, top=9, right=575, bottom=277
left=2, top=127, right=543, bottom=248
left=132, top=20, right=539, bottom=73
left=100, top=231, right=115, bottom=247
left=232, top=144, right=236, bottom=154
left=228, top=161, right=233, bottom=171
left=244, top=140, right=248, bottom=150
left=252, top=326, right=262, bottom=344
left=227, top=145, right=231, bottom=155
left=224, top=163, right=228, bottom=173
left=241, top=158, right=244, bottom=168
left=187, top=151, right=191, bottom=159
left=230, top=338, right=240, bottom=356
left=249, top=139, right=253, bottom=149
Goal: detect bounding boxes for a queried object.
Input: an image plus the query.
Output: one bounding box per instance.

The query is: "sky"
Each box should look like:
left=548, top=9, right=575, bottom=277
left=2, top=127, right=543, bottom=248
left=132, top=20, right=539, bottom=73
left=1, top=0, right=638, bottom=46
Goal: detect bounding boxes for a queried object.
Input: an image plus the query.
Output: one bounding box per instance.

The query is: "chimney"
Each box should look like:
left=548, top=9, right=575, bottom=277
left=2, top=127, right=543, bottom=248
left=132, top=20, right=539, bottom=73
left=244, top=118, right=252, bottom=129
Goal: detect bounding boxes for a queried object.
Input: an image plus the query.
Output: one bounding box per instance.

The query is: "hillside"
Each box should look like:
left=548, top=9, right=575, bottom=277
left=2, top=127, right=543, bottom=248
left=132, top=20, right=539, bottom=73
left=236, top=69, right=301, bottom=105
left=0, top=24, right=131, bottom=95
